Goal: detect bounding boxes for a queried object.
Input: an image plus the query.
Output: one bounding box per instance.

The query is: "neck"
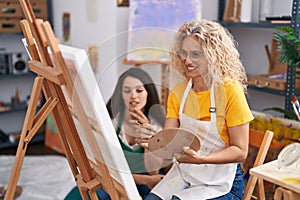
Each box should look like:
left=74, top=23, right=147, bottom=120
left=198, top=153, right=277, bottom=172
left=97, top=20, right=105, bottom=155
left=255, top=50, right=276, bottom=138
left=123, top=109, right=131, bottom=121
left=191, top=76, right=209, bottom=92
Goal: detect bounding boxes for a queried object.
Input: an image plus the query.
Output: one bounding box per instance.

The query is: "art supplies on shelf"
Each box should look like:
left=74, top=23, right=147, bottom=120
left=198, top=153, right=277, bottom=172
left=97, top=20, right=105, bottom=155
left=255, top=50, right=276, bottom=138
left=291, top=94, right=300, bottom=121
left=266, top=16, right=291, bottom=24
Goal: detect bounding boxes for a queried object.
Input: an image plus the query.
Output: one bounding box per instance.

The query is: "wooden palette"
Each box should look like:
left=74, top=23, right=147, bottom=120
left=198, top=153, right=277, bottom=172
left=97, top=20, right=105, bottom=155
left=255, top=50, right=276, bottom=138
left=148, top=128, right=200, bottom=160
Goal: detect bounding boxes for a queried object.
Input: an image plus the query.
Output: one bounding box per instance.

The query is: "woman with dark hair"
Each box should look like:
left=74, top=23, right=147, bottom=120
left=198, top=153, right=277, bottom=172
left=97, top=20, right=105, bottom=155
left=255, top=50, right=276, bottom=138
left=106, top=67, right=166, bottom=199
left=107, top=67, right=165, bottom=128
left=65, top=68, right=165, bottom=200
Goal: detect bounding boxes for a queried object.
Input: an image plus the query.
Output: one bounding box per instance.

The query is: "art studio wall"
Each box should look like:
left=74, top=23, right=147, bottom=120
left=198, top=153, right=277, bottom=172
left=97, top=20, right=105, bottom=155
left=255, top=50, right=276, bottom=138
left=0, top=0, right=293, bottom=115
left=50, top=0, right=219, bottom=103
left=50, top=0, right=292, bottom=115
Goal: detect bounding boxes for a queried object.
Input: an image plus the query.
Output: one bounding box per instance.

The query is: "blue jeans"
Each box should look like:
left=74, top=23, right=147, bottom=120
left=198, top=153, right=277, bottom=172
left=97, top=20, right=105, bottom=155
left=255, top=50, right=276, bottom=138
left=145, top=164, right=244, bottom=200
left=209, top=164, right=244, bottom=200
left=65, top=184, right=150, bottom=200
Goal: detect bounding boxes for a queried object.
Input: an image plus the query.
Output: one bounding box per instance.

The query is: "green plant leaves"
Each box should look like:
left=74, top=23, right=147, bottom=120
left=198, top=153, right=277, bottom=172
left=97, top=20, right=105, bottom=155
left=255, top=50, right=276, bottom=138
left=263, top=107, right=298, bottom=120
left=273, top=26, right=300, bottom=70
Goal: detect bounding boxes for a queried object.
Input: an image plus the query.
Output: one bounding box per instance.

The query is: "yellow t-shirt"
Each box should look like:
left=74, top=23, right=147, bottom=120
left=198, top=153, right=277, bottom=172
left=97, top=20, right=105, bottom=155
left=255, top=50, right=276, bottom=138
left=166, top=81, right=254, bottom=146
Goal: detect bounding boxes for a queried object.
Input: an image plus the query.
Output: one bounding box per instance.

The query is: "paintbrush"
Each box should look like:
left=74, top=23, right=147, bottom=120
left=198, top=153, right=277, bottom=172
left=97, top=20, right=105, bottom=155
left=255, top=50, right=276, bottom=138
left=291, top=94, right=300, bottom=119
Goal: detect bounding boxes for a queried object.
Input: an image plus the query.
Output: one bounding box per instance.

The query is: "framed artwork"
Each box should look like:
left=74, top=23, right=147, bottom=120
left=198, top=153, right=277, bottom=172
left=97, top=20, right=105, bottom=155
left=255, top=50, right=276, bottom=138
left=117, top=0, right=129, bottom=7
left=127, top=0, right=201, bottom=62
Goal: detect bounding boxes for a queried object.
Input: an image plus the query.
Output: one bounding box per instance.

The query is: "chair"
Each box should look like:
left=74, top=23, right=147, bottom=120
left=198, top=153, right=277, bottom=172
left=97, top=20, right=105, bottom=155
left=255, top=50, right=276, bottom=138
left=242, top=129, right=274, bottom=200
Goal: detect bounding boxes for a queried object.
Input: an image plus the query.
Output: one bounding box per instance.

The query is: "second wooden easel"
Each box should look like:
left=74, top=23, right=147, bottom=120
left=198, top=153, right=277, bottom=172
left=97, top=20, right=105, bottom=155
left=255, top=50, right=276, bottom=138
left=5, top=0, right=139, bottom=199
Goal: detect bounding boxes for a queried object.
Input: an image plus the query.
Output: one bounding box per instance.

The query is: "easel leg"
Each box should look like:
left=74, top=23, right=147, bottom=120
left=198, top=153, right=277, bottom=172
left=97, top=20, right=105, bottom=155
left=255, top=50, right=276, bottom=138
left=4, top=77, right=45, bottom=200
left=4, top=141, right=29, bottom=200
left=79, top=188, right=90, bottom=200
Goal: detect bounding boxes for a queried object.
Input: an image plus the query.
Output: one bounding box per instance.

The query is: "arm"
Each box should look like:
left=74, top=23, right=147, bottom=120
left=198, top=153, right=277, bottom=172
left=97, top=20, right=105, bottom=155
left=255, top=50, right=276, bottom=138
left=132, top=173, right=164, bottom=189
left=163, top=118, right=180, bottom=129
left=176, top=122, right=249, bottom=164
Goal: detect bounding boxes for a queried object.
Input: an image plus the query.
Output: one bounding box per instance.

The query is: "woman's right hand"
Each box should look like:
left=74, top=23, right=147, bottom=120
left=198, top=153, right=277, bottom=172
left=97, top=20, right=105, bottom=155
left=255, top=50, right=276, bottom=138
left=132, top=123, right=158, bottom=148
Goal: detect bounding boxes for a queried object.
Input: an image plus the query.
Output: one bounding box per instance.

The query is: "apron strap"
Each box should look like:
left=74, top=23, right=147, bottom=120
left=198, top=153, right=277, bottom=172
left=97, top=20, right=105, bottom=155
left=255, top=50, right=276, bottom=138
left=179, top=79, right=217, bottom=123
left=179, top=79, right=193, bottom=114
left=209, top=83, right=216, bottom=123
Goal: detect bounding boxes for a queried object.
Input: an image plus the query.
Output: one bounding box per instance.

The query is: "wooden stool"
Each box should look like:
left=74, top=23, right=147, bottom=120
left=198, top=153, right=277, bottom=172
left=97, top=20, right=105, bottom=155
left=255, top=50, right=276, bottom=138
left=274, top=187, right=300, bottom=200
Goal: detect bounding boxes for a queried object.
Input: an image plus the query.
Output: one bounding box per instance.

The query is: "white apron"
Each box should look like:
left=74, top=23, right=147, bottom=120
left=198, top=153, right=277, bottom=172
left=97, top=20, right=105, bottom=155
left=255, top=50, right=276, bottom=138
left=152, top=79, right=237, bottom=200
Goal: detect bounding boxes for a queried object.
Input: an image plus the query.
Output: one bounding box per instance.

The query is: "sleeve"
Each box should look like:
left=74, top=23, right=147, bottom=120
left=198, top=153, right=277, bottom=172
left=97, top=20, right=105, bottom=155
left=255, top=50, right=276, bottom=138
left=225, top=82, right=254, bottom=127
left=166, top=90, right=180, bottom=119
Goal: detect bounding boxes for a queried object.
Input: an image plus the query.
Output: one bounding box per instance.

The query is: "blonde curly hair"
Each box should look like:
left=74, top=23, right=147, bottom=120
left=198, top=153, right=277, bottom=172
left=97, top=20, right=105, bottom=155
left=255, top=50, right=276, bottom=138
left=169, top=19, right=248, bottom=92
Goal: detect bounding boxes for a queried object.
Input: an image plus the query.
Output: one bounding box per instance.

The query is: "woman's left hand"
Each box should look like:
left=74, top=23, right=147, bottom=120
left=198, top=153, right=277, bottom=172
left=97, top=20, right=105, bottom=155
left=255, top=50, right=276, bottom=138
left=174, top=147, right=203, bottom=164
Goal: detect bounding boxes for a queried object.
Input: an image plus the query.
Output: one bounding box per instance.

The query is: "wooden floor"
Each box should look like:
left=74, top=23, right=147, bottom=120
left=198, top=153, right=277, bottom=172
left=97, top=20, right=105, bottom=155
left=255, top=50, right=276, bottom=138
left=0, top=141, right=63, bottom=156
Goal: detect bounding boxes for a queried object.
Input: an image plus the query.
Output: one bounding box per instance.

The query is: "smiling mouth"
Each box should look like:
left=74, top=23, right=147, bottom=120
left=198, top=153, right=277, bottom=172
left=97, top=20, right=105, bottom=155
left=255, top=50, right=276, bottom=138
left=187, top=65, right=197, bottom=71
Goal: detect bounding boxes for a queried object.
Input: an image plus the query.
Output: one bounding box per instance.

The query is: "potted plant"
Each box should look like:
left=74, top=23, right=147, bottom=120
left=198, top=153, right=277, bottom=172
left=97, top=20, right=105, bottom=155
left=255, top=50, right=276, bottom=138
left=273, top=26, right=300, bottom=72
left=263, top=26, right=300, bottom=121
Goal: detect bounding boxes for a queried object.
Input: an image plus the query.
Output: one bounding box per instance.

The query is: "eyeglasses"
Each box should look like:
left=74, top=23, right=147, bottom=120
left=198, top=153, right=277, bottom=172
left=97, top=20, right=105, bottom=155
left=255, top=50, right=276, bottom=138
left=177, top=49, right=205, bottom=61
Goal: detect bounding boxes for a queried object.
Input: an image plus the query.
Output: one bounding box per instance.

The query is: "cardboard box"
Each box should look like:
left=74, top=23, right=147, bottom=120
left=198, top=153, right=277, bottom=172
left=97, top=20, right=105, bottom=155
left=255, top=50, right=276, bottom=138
left=248, top=38, right=300, bottom=90
left=0, top=2, right=23, bottom=18
left=0, top=17, right=21, bottom=33
left=0, top=0, right=47, bottom=18
left=248, top=74, right=300, bottom=90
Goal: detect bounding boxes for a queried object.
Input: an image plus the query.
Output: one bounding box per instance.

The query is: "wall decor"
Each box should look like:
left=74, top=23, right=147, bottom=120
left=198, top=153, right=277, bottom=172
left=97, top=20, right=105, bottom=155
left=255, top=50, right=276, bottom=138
left=118, top=0, right=129, bottom=7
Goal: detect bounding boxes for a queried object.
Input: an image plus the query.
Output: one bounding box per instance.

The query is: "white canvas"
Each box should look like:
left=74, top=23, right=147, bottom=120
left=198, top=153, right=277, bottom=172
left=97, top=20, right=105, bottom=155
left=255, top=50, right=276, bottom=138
left=52, top=44, right=140, bottom=199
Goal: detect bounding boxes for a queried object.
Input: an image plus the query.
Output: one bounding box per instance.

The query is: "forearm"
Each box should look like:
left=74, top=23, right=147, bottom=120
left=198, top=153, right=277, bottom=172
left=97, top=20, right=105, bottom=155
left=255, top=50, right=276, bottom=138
left=132, top=174, right=150, bottom=185
left=132, top=173, right=164, bottom=189
left=198, top=145, right=247, bottom=164
left=177, top=123, right=249, bottom=165
left=199, top=123, right=249, bottom=164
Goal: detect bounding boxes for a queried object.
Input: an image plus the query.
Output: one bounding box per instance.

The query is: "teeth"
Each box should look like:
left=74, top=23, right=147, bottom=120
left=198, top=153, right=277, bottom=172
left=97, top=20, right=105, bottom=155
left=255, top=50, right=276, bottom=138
left=187, top=65, right=196, bottom=71
left=130, top=102, right=138, bottom=106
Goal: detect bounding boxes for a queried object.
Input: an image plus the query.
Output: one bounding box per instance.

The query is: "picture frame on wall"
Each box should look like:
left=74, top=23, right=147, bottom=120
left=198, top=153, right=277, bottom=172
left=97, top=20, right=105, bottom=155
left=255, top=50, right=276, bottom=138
left=118, top=0, right=129, bottom=7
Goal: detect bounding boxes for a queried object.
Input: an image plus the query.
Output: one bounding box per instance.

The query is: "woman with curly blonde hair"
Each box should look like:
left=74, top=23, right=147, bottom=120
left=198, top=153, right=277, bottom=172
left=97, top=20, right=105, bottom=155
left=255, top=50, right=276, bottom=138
left=145, top=19, right=253, bottom=200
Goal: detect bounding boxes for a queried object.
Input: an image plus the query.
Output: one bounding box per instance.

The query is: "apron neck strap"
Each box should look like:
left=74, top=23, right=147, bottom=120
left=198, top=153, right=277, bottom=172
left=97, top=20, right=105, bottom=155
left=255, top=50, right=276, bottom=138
left=179, top=79, right=193, bottom=114
left=179, top=79, right=217, bottom=122
left=210, top=85, right=216, bottom=123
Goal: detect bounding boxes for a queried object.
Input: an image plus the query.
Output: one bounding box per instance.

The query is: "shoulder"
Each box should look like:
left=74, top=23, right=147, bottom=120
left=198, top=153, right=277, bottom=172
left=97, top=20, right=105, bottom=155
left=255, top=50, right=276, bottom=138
left=222, top=80, right=244, bottom=97
left=172, top=81, right=189, bottom=92
left=223, top=80, right=243, bottom=90
left=169, top=81, right=189, bottom=98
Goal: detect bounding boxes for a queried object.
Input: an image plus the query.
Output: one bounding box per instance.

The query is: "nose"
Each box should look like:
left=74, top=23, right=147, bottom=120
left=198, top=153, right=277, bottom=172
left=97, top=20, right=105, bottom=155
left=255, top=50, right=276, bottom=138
left=130, top=90, right=138, bottom=98
left=183, top=56, right=193, bottom=64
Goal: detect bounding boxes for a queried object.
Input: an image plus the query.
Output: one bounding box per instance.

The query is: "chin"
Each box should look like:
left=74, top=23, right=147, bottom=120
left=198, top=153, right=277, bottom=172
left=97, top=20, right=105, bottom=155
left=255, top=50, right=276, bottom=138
left=185, top=71, right=200, bottom=78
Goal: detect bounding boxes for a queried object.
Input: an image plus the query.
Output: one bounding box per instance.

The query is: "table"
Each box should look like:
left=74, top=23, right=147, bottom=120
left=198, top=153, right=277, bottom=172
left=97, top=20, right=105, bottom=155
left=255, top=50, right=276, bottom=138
left=250, top=159, right=300, bottom=199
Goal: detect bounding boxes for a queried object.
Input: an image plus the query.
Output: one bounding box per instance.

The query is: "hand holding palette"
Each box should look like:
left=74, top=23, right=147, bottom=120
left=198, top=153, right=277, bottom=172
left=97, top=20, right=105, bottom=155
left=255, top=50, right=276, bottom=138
left=148, top=128, right=200, bottom=160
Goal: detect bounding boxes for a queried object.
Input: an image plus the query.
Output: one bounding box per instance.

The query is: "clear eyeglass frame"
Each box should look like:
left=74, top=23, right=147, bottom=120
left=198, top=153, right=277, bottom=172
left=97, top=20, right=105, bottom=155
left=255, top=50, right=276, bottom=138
left=177, top=49, right=205, bottom=61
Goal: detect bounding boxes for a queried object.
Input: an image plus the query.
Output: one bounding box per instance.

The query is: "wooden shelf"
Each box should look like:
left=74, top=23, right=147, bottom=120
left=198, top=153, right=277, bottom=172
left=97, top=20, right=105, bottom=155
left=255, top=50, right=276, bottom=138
left=123, top=58, right=169, bottom=66
left=248, top=85, right=300, bottom=96
left=0, top=72, right=36, bottom=80
left=0, top=101, right=30, bottom=115
left=219, top=21, right=291, bottom=28
left=0, top=133, right=44, bottom=150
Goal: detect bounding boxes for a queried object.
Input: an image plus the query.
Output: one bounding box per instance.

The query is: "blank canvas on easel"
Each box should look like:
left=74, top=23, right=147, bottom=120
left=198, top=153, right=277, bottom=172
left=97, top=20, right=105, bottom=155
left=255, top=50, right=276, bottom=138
left=5, top=1, right=140, bottom=199
left=49, top=44, right=140, bottom=199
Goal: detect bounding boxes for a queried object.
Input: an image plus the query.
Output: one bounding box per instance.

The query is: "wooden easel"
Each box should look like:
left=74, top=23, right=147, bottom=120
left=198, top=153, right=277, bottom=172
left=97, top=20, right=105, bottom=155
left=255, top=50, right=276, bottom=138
left=5, top=0, right=134, bottom=199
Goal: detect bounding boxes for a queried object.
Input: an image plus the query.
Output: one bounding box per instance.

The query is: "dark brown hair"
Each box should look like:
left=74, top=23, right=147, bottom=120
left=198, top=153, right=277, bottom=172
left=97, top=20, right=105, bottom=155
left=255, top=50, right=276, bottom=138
left=106, top=68, right=165, bottom=126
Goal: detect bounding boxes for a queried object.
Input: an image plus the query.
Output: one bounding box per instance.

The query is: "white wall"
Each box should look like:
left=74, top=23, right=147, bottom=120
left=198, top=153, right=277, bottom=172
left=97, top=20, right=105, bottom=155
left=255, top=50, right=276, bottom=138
left=50, top=0, right=220, bottom=103
left=51, top=0, right=119, bottom=102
